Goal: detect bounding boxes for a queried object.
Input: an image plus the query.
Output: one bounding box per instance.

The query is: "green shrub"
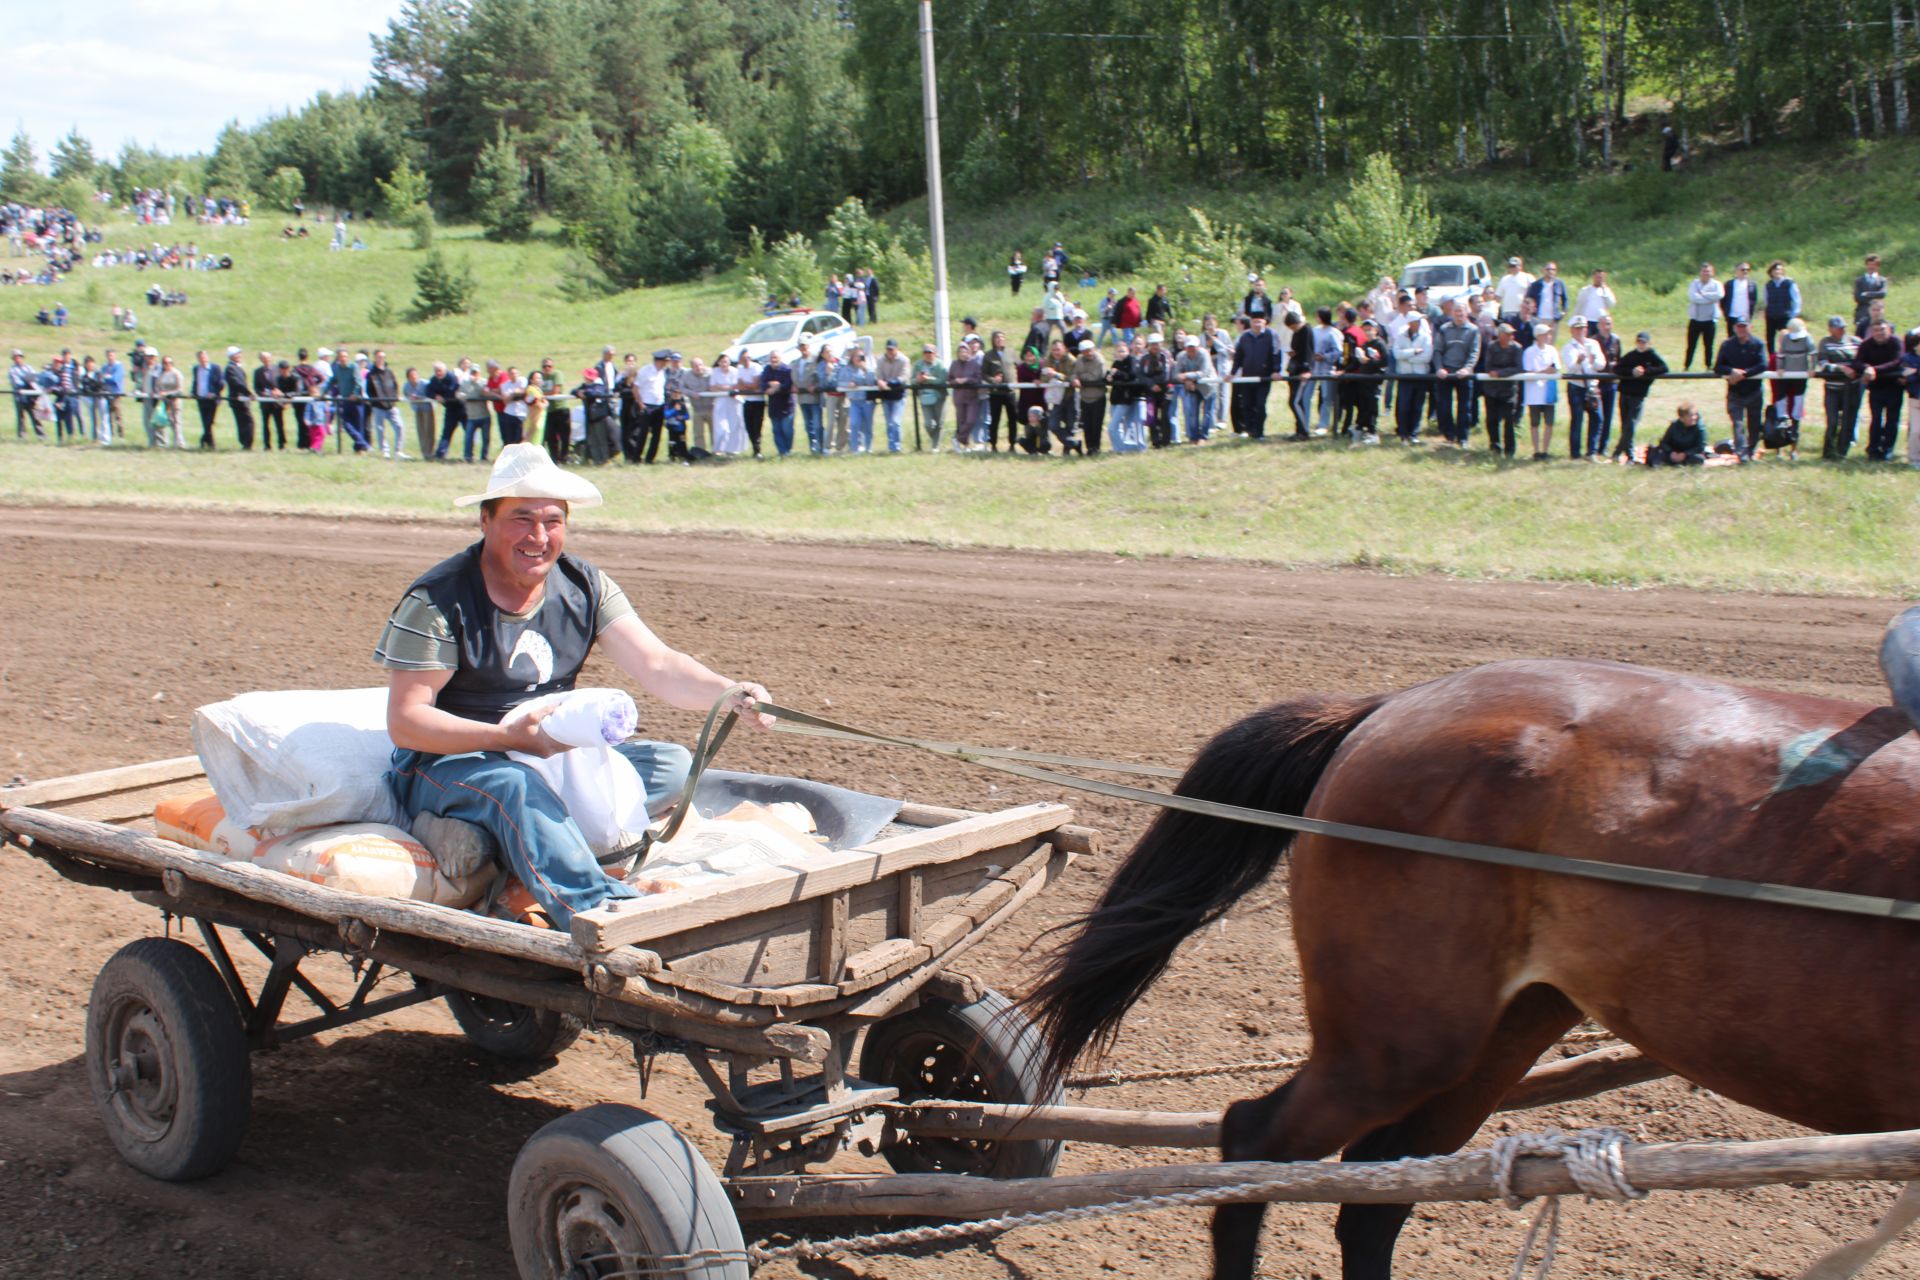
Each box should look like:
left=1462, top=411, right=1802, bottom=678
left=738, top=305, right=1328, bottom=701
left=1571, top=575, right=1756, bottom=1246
left=410, top=249, right=476, bottom=320
left=746, top=230, right=821, bottom=308
left=368, top=293, right=398, bottom=328
left=1317, top=153, right=1439, bottom=287
left=1135, top=207, right=1256, bottom=320
left=264, top=166, right=305, bottom=213
left=1430, top=184, right=1571, bottom=255
left=951, top=130, right=1022, bottom=206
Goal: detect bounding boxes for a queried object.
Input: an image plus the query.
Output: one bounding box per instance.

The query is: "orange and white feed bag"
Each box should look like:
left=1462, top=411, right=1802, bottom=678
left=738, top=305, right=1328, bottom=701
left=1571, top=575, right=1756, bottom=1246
left=154, top=790, right=486, bottom=909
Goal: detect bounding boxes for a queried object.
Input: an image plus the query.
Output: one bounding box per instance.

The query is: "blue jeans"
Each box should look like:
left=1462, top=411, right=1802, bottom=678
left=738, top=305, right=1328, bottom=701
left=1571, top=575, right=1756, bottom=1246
left=369, top=406, right=404, bottom=454
left=462, top=413, right=491, bottom=461
left=881, top=398, right=904, bottom=452
left=1568, top=385, right=1600, bottom=457
left=387, top=739, right=692, bottom=928
left=1182, top=389, right=1209, bottom=441
left=848, top=400, right=874, bottom=452
left=770, top=410, right=795, bottom=455
left=799, top=402, right=823, bottom=453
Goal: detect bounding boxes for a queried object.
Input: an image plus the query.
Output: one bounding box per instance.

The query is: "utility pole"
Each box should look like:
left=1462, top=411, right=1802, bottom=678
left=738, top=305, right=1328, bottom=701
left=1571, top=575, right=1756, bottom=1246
left=918, top=0, right=952, bottom=365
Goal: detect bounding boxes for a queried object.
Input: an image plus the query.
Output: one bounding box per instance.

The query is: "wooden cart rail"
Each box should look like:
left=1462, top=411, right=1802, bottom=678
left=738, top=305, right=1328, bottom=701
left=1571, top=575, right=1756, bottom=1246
left=0, top=760, right=1093, bottom=1038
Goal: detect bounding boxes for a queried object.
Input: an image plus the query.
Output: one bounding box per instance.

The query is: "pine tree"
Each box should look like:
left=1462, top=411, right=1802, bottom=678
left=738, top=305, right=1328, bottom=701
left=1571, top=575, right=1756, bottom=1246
left=411, top=249, right=477, bottom=319
left=49, top=129, right=98, bottom=184
left=470, top=123, right=534, bottom=241
left=0, top=130, right=46, bottom=204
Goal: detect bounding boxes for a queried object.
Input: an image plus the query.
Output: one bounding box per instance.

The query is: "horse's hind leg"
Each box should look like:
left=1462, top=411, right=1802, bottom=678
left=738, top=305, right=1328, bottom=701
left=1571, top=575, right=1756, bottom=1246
left=1332, top=984, right=1580, bottom=1280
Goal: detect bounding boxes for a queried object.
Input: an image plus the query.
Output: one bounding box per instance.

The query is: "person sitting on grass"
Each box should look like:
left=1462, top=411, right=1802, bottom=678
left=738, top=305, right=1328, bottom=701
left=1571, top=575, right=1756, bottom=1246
left=1650, top=401, right=1707, bottom=466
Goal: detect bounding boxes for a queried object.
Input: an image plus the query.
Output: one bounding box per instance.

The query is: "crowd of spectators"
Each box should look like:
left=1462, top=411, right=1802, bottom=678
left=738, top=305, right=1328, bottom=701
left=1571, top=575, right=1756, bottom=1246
left=9, top=229, right=1918, bottom=467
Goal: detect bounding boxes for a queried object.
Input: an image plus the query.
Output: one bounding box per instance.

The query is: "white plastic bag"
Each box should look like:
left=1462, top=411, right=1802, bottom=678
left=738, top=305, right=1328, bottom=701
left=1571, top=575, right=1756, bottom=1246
left=503, top=688, right=650, bottom=854
left=192, top=687, right=408, bottom=834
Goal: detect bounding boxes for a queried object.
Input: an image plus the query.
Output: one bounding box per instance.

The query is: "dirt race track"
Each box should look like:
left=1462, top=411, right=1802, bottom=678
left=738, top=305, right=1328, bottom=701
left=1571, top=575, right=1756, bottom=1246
left=1, top=504, right=1914, bottom=1280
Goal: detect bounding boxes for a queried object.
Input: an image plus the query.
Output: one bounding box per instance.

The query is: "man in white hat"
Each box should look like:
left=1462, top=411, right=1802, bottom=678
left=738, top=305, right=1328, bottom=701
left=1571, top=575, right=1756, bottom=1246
left=376, top=444, right=774, bottom=927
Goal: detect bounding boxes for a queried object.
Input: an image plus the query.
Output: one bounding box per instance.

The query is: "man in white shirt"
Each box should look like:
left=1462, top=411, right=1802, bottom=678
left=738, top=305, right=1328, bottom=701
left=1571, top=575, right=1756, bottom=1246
left=1391, top=312, right=1433, bottom=443
left=1573, top=269, right=1616, bottom=325
left=631, top=348, right=669, bottom=463
left=1560, top=316, right=1605, bottom=459
left=1685, top=263, right=1725, bottom=370
left=1721, top=261, right=1759, bottom=330
left=1494, top=256, right=1534, bottom=327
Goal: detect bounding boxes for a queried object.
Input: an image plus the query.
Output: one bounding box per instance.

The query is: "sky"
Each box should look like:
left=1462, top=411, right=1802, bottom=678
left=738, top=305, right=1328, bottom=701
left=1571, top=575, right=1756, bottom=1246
left=7, top=0, right=405, bottom=163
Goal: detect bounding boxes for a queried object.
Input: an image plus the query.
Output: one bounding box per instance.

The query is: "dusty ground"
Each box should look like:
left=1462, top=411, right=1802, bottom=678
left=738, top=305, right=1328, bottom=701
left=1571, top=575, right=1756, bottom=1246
left=0, top=504, right=1912, bottom=1280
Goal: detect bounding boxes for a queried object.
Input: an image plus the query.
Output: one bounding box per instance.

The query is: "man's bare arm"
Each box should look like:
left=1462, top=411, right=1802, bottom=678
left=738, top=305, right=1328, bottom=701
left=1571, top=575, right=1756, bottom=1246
left=386, top=669, right=565, bottom=756
left=596, top=616, right=773, bottom=729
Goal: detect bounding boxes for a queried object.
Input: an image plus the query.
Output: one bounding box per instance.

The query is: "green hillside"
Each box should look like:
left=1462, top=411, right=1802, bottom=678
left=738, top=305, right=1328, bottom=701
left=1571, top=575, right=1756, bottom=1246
left=7, top=137, right=1914, bottom=382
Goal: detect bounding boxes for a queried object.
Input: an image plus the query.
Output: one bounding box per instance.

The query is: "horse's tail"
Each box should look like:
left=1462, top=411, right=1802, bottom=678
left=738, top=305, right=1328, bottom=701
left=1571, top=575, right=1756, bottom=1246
left=1027, top=691, right=1386, bottom=1088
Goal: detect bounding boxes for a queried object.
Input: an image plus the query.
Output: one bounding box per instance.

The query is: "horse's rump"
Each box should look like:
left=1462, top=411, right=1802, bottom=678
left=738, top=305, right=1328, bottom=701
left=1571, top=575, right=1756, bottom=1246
left=1291, top=658, right=1920, bottom=1134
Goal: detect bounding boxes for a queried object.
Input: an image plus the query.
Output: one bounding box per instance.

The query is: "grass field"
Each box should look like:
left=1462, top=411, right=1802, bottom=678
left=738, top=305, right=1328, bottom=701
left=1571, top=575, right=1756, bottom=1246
left=5, top=139, right=1916, bottom=597
left=5, top=437, right=1915, bottom=597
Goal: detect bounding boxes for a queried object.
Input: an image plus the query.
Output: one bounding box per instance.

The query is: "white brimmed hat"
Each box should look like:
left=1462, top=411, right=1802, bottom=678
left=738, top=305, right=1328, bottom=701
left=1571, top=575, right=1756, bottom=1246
left=454, top=443, right=603, bottom=509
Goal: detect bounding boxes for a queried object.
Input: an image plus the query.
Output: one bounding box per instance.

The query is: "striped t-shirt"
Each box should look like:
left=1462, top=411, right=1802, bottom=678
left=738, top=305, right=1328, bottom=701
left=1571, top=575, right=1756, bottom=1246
left=375, top=569, right=636, bottom=672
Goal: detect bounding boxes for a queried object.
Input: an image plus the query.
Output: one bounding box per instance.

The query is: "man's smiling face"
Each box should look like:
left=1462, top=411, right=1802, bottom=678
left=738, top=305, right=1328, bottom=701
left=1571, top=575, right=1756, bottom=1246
left=481, top=498, right=569, bottom=594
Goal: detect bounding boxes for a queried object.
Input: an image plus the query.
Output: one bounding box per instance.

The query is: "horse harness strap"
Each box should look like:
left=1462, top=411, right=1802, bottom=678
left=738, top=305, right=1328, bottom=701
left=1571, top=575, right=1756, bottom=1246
left=751, top=699, right=1920, bottom=927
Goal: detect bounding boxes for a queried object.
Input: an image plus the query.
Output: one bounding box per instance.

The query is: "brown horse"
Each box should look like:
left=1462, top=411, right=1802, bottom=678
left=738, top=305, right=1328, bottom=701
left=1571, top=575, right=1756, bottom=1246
left=1028, top=657, right=1920, bottom=1280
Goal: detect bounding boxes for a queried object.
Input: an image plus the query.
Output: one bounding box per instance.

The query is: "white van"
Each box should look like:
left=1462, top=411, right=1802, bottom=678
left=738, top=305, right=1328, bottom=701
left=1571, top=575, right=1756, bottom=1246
left=1399, top=255, right=1491, bottom=306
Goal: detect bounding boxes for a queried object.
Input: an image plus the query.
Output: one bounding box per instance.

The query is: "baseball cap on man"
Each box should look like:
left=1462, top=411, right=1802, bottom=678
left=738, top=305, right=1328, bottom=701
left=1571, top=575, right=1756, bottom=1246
left=1635, top=331, right=1653, bottom=342
left=1829, top=315, right=1849, bottom=328
left=1507, top=256, right=1522, bottom=266
left=1080, top=339, right=1096, bottom=351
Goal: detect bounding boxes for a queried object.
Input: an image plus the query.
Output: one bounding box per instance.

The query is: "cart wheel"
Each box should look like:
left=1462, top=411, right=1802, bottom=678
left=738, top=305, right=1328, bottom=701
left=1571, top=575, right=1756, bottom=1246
left=446, top=991, right=584, bottom=1061
left=860, top=987, right=1063, bottom=1178
left=508, top=1103, right=748, bottom=1280
left=84, top=937, right=251, bottom=1181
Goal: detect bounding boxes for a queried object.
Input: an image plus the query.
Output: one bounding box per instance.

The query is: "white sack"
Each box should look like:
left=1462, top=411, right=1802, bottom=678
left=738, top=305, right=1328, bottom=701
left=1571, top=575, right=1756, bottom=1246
left=523, top=687, right=638, bottom=748
left=192, top=687, right=408, bottom=834
left=503, top=688, right=650, bottom=854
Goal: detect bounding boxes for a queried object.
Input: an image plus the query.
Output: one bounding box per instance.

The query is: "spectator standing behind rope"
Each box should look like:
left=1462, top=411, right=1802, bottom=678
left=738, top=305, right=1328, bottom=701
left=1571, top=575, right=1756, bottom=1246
left=947, top=338, right=982, bottom=452
left=1482, top=323, right=1524, bottom=458
left=220, top=346, right=254, bottom=451
left=1523, top=322, right=1562, bottom=459
left=255, top=353, right=284, bottom=450
left=10, top=349, right=41, bottom=440
left=1714, top=317, right=1768, bottom=459
left=983, top=331, right=1015, bottom=451
left=912, top=342, right=947, bottom=451
left=1853, top=319, right=1906, bottom=460
left=762, top=349, right=795, bottom=457
left=458, top=359, right=491, bottom=462
left=1611, top=331, right=1669, bottom=462
left=1561, top=317, right=1604, bottom=460
left=367, top=351, right=406, bottom=459
left=791, top=339, right=822, bottom=455
left=1074, top=339, right=1108, bottom=454
left=426, top=361, right=463, bottom=460
left=1685, top=264, right=1723, bottom=370
left=1434, top=301, right=1482, bottom=448
left=1008, top=250, right=1026, bottom=295
left=1774, top=318, right=1816, bottom=451
left=874, top=338, right=909, bottom=454
left=1391, top=312, right=1432, bottom=444
left=630, top=350, right=667, bottom=464
left=190, top=349, right=221, bottom=449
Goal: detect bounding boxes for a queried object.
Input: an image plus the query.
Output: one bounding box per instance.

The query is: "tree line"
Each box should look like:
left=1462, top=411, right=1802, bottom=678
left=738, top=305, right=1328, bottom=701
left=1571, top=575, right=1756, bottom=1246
left=3, top=0, right=1915, bottom=290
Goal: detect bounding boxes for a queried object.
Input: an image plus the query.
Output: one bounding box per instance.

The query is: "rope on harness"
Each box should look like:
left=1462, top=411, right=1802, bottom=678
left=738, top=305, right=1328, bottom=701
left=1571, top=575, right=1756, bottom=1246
left=747, top=698, right=1920, bottom=925
left=619, top=683, right=748, bottom=872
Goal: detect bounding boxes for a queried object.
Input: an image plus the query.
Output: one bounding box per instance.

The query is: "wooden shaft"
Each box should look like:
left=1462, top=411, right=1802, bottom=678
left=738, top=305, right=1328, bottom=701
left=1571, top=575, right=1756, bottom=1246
left=732, top=1127, right=1920, bottom=1219
left=1495, top=1044, right=1672, bottom=1112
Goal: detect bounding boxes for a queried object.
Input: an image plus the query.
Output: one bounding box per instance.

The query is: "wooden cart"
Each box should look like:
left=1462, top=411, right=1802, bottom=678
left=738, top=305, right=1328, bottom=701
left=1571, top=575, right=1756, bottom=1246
left=0, top=756, right=1096, bottom=1280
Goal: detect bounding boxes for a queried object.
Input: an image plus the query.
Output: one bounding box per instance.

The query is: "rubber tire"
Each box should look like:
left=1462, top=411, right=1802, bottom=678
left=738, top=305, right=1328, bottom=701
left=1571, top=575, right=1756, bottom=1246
left=445, top=990, right=583, bottom=1062
left=84, top=936, right=251, bottom=1181
left=859, top=987, right=1064, bottom=1179
left=508, top=1103, right=748, bottom=1280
